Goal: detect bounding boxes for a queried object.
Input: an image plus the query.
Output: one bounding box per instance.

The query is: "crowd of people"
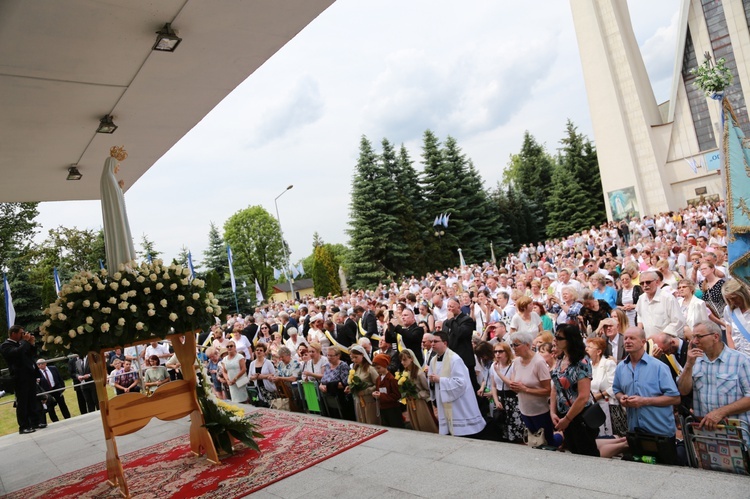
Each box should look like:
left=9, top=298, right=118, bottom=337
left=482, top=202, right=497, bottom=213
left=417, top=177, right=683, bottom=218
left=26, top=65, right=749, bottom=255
left=3, top=198, right=750, bottom=469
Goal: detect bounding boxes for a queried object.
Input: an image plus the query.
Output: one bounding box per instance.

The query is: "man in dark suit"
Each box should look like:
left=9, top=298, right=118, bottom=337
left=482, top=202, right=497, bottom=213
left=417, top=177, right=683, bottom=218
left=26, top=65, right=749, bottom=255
left=68, top=354, right=88, bottom=414
left=386, top=307, right=425, bottom=365
left=75, top=354, right=99, bottom=412
left=357, top=302, right=379, bottom=340
left=36, top=358, right=71, bottom=422
left=651, top=331, right=692, bottom=415
left=0, top=325, right=43, bottom=433
left=601, top=318, right=627, bottom=363
left=441, top=298, right=478, bottom=391
left=241, top=317, right=258, bottom=345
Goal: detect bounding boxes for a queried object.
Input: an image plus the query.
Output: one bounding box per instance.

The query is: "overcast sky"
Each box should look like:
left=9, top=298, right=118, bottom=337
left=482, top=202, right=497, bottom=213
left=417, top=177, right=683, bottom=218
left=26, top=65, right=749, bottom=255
left=34, top=0, right=681, bottom=269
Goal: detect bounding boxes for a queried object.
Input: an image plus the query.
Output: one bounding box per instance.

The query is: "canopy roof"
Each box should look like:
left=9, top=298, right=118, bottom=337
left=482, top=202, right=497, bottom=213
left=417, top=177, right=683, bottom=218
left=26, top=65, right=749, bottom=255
left=0, top=0, right=333, bottom=202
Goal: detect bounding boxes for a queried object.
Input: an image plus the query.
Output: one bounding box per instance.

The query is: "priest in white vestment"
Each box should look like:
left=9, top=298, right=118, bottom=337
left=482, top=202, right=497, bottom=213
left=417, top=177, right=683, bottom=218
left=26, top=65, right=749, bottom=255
left=428, top=331, right=486, bottom=436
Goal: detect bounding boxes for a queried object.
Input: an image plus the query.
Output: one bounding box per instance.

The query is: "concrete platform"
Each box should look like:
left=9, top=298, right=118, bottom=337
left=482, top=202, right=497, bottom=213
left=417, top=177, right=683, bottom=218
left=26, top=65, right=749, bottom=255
left=0, top=408, right=748, bottom=498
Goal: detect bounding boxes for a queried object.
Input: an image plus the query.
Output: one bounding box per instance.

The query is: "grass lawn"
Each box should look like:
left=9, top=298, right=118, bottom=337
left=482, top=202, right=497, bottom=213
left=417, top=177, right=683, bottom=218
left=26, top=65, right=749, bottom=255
left=0, top=379, right=115, bottom=437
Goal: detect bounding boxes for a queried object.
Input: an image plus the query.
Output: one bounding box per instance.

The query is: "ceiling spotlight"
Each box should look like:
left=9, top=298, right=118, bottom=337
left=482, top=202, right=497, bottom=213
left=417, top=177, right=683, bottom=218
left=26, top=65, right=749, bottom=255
left=153, top=23, right=182, bottom=52
left=67, top=165, right=83, bottom=181
left=96, top=115, right=117, bottom=134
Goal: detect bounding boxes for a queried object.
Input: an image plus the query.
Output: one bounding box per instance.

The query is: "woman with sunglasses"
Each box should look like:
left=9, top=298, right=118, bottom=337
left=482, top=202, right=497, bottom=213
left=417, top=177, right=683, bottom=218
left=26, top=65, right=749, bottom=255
left=550, top=324, right=599, bottom=456
left=221, top=341, right=249, bottom=404
left=248, top=342, right=277, bottom=405
left=508, top=331, right=555, bottom=447
left=489, top=342, right=524, bottom=442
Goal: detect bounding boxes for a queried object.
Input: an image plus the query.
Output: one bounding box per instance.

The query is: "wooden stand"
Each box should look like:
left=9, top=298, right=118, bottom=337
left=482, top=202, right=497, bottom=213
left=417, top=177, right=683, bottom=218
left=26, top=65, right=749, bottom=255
left=88, top=332, right=219, bottom=498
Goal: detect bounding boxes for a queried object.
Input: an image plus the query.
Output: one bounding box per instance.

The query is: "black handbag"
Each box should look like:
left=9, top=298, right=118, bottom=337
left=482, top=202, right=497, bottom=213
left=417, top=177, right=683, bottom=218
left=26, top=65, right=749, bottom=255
left=553, top=368, right=606, bottom=430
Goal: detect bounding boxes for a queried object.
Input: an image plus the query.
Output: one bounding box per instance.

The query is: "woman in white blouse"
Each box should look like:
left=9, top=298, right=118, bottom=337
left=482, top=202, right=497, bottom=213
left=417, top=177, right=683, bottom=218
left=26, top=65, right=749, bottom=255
left=676, top=278, right=708, bottom=339
left=585, top=337, right=617, bottom=437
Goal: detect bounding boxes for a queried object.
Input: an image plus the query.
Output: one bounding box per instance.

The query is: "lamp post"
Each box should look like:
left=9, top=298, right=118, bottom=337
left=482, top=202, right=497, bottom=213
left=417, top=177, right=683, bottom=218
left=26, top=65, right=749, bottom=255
left=274, top=185, right=295, bottom=300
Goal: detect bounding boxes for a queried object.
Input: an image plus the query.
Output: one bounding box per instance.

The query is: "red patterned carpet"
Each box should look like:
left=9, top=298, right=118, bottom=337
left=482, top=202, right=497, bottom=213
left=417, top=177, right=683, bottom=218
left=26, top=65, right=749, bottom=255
left=8, top=409, right=386, bottom=499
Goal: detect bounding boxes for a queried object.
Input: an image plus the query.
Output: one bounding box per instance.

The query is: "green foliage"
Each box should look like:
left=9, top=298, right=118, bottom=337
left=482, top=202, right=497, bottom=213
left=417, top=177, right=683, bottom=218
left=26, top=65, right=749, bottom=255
left=557, top=121, right=605, bottom=227
left=138, top=234, right=161, bottom=261
left=202, top=222, right=234, bottom=313
left=223, top=205, right=285, bottom=300
left=545, top=164, right=593, bottom=238
left=312, top=242, right=341, bottom=297
left=0, top=202, right=39, bottom=271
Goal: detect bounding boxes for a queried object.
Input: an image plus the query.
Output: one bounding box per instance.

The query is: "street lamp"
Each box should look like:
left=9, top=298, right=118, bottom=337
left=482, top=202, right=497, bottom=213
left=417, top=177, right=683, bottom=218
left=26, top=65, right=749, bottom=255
left=274, top=185, right=295, bottom=300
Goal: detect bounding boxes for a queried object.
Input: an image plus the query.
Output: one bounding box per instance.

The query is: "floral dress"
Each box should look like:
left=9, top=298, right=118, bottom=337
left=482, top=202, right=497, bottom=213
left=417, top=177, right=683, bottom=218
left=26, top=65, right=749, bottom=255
left=551, top=357, right=593, bottom=418
left=490, top=362, right=525, bottom=442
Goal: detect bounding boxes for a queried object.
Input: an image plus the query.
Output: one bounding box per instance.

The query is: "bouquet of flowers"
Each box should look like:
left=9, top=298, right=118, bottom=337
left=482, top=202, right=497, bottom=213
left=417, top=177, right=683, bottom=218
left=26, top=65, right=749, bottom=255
left=196, top=366, right=263, bottom=455
left=395, top=370, right=419, bottom=404
left=691, top=52, right=733, bottom=97
left=347, top=368, right=370, bottom=394
left=40, top=260, right=222, bottom=354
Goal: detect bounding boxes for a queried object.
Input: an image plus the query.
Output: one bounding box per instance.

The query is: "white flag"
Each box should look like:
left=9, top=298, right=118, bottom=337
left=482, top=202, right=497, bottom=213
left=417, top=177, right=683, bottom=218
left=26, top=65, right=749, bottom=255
left=4, top=273, right=16, bottom=329
left=254, top=278, right=264, bottom=306
left=226, top=245, right=236, bottom=293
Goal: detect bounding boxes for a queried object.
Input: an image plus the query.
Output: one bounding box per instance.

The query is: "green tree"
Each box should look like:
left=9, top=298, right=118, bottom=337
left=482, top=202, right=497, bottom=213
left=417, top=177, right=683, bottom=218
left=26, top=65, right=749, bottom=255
left=311, top=236, right=341, bottom=296
left=558, top=121, right=605, bottom=227
left=1, top=250, right=42, bottom=334
left=0, top=202, right=39, bottom=271
left=202, top=222, right=233, bottom=312
left=545, top=164, right=592, bottom=238
left=138, top=234, right=161, bottom=262
left=175, top=245, right=190, bottom=267
left=394, top=144, right=429, bottom=275
left=378, top=139, right=412, bottom=276
left=346, top=136, right=392, bottom=289
left=223, top=205, right=285, bottom=300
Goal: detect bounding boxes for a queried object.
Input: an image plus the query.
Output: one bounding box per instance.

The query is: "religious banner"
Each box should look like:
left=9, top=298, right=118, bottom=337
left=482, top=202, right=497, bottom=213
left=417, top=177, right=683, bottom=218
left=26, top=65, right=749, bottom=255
left=607, top=186, right=639, bottom=222
left=723, top=98, right=750, bottom=286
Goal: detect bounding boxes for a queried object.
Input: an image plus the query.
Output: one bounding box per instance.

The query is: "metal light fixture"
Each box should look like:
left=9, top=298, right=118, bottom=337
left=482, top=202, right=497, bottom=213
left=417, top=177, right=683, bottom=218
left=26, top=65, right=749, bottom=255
left=153, top=23, right=182, bottom=52
left=96, top=114, right=117, bottom=134
left=67, top=165, right=83, bottom=181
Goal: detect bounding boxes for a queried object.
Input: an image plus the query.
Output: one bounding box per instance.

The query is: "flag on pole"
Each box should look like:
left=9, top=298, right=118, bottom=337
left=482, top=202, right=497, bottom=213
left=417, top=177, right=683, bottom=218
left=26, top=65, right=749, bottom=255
left=291, top=264, right=300, bottom=279
left=297, top=262, right=304, bottom=276
left=187, top=251, right=196, bottom=281
left=3, top=273, right=15, bottom=329
left=53, top=267, right=62, bottom=295
left=444, top=213, right=450, bottom=228
left=227, top=245, right=237, bottom=293
left=99, top=259, right=105, bottom=270
left=458, top=248, right=466, bottom=268
left=273, top=268, right=281, bottom=280
left=254, top=278, right=264, bottom=306
left=684, top=157, right=698, bottom=174
left=490, top=242, right=497, bottom=265
left=147, top=254, right=153, bottom=264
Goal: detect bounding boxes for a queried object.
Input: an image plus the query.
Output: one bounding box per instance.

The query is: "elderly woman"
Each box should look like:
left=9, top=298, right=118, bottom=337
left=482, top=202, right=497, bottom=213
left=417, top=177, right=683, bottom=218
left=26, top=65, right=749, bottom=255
left=229, top=326, right=252, bottom=361
left=510, top=296, right=543, bottom=336
left=550, top=324, right=599, bottom=456
left=677, top=278, right=709, bottom=339
left=319, top=348, right=351, bottom=419
left=205, top=347, right=225, bottom=400
left=489, top=341, right=524, bottom=442
left=550, top=286, right=582, bottom=327
left=248, top=342, right=276, bottom=405
left=221, top=341, right=249, bottom=404
left=616, top=270, right=642, bottom=327
left=508, top=331, right=555, bottom=447
left=586, top=337, right=617, bottom=436
left=398, top=349, right=437, bottom=433
left=143, top=355, right=169, bottom=395
left=301, top=342, right=329, bottom=382
left=345, top=345, right=379, bottom=424
left=722, top=279, right=750, bottom=356
left=590, top=273, right=617, bottom=310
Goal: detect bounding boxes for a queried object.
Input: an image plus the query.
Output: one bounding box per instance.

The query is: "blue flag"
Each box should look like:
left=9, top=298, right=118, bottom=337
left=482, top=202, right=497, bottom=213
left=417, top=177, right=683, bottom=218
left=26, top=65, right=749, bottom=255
left=3, top=273, right=15, bottom=330
left=273, top=268, right=281, bottom=280
left=227, top=245, right=237, bottom=293
left=723, top=99, right=750, bottom=286
left=147, top=254, right=153, bottom=264
left=187, top=251, right=196, bottom=281
left=53, top=267, right=62, bottom=295
left=291, top=264, right=300, bottom=279
left=99, top=259, right=105, bottom=270
left=297, top=262, right=304, bottom=276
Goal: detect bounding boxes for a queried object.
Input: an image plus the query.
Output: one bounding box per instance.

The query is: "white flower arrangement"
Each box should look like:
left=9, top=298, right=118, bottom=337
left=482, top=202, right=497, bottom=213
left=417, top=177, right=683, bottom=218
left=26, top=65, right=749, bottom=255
left=691, top=52, right=733, bottom=97
left=40, top=259, right=221, bottom=353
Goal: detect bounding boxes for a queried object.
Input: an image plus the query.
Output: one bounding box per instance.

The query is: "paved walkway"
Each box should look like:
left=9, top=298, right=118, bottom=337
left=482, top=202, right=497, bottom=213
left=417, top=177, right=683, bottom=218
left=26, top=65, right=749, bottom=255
left=0, top=408, right=748, bottom=498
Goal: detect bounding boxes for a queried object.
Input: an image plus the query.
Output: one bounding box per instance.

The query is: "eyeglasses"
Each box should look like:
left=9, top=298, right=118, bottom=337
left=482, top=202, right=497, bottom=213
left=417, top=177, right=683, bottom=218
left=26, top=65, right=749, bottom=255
left=227, top=345, right=235, bottom=348
left=640, top=280, right=655, bottom=285
left=493, top=350, right=505, bottom=354
left=693, top=332, right=715, bottom=340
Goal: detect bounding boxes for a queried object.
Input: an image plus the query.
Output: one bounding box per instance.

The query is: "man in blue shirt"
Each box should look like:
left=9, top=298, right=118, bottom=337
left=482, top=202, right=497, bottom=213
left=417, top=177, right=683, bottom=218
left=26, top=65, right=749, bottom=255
left=613, top=327, right=680, bottom=438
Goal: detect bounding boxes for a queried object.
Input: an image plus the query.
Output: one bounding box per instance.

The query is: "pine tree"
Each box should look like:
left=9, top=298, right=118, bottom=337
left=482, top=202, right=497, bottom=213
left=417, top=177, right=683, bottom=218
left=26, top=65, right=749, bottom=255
left=394, top=144, right=428, bottom=276
left=202, top=222, right=233, bottom=312
left=545, top=164, right=592, bottom=238
left=378, top=139, right=412, bottom=277
left=312, top=236, right=341, bottom=297
left=346, top=136, right=392, bottom=289
left=1, top=251, right=42, bottom=333
left=138, top=234, right=161, bottom=261
left=559, top=121, right=605, bottom=227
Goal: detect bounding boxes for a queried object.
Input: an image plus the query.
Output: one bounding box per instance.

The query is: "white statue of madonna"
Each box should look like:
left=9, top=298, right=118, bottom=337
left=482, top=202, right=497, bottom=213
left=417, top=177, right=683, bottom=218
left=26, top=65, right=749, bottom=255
left=100, top=146, right=136, bottom=271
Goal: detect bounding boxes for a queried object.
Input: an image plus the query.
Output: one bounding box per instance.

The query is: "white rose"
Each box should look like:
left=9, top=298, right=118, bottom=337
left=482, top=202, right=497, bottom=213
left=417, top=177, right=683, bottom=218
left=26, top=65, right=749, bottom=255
left=206, top=306, right=214, bottom=314
left=207, top=292, right=215, bottom=299
left=192, top=293, right=200, bottom=300
left=193, top=279, right=205, bottom=288
left=136, top=276, right=145, bottom=283
left=101, top=269, right=108, bottom=277
left=170, top=283, right=178, bottom=291
left=46, top=335, right=55, bottom=343
left=121, top=279, right=130, bottom=287
left=150, top=274, right=158, bottom=282
left=118, top=302, right=128, bottom=310
left=84, top=284, right=93, bottom=292
left=67, top=302, right=75, bottom=309
left=212, top=299, right=219, bottom=305
left=54, top=336, right=63, bottom=344
left=77, top=326, right=84, bottom=333
left=97, top=283, right=106, bottom=291
left=186, top=306, right=195, bottom=315
left=148, top=303, right=155, bottom=310
left=130, top=305, right=137, bottom=313
left=101, top=323, right=110, bottom=332
left=148, top=309, right=156, bottom=317
left=110, top=282, right=119, bottom=291
left=118, top=318, right=125, bottom=326
left=108, top=297, right=117, bottom=304
left=120, top=293, right=129, bottom=301
left=177, top=295, right=185, bottom=301
left=68, top=330, right=77, bottom=338
left=143, top=287, right=151, bottom=295
left=113, top=272, right=122, bottom=280
left=101, top=307, right=111, bottom=314
left=73, top=286, right=83, bottom=293
left=43, top=320, right=51, bottom=328
left=93, top=302, right=100, bottom=309
left=183, top=268, right=191, bottom=277
left=163, top=272, right=170, bottom=280
left=169, top=313, right=178, bottom=322
left=82, top=300, right=91, bottom=307
left=86, top=316, right=94, bottom=324
left=58, top=313, right=67, bottom=321
left=180, top=278, right=189, bottom=286
left=136, top=322, right=144, bottom=330
left=160, top=299, right=168, bottom=308
left=156, top=283, right=164, bottom=290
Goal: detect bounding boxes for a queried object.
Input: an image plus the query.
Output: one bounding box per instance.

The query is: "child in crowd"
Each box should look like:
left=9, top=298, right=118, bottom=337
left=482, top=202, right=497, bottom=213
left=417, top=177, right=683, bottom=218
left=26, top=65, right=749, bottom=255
left=372, top=353, right=404, bottom=428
